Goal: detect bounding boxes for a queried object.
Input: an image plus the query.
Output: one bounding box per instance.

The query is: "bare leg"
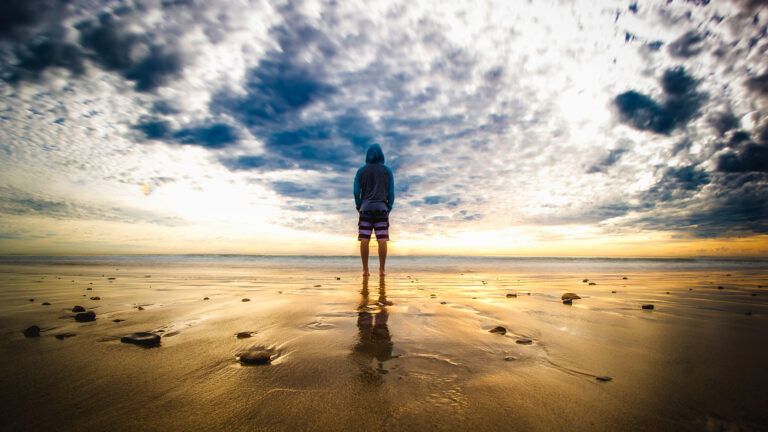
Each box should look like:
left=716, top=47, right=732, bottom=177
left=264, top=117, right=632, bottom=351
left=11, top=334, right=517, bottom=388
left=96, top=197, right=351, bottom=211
left=377, top=240, right=387, bottom=276
left=360, top=239, right=370, bottom=276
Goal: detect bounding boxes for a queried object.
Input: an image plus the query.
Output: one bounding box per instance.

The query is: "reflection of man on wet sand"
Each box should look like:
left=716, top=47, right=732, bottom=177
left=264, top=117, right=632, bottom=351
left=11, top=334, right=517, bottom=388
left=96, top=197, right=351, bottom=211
left=353, top=276, right=393, bottom=383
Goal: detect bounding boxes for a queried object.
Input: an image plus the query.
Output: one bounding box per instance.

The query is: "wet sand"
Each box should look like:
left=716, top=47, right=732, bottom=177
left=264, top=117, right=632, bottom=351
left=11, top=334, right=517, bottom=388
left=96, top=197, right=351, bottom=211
left=1, top=258, right=766, bottom=431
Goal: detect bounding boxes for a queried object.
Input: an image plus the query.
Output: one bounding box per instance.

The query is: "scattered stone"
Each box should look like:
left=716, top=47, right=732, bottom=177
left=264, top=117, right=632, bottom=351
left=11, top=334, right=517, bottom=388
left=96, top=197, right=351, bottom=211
left=239, top=349, right=273, bottom=365
left=89, top=296, right=101, bottom=300
left=440, top=301, right=447, bottom=305
left=506, top=293, right=517, bottom=298
left=430, top=294, right=437, bottom=298
left=335, top=277, right=341, bottom=280
left=86, top=287, right=92, bottom=290
left=236, top=332, right=253, bottom=339
left=121, top=332, right=161, bottom=347
left=689, top=288, right=693, bottom=291
left=562, top=299, right=573, bottom=305
left=23, top=325, right=41, bottom=337
left=314, top=284, right=321, bottom=287
left=55, top=333, right=76, bottom=340
left=72, top=305, right=85, bottom=312
left=137, top=306, right=144, bottom=310
left=622, top=277, right=628, bottom=280
left=717, top=286, right=724, bottom=290
left=489, top=326, right=507, bottom=335
left=588, top=282, right=596, bottom=286
left=582, top=279, right=589, bottom=283
left=611, top=290, right=617, bottom=294
left=277, top=291, right=282, bottom=294
left=241, top=298, right=250, bottom=302
left=726, top=274, right=731, bottom=277
left=516, top=338, right=533, bottom=345
left=75, top=311, right=96, bottom=322
left=472, top=297, right=477, bottom=299
left=596, top=376, right=613, bottom=382
left=665, top=291, right=670, bottom=294
left=504, top=356, right=517, bottom=361
left=113, top=319, right=125, bottom=323
left=561, top=293, right=581, bottom=301
left=203, top=297, right=210, bottom=300
left=42, top=302, right=51, bottom=306
left=107, top=277, right=116, bottom=280
left=641, top=304, right=654, bottom=310
left=29, top=299, right=34, bottom=302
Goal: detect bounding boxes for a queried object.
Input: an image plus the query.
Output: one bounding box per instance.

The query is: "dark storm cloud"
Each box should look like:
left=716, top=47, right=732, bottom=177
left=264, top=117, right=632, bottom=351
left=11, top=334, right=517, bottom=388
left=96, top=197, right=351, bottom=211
left=2, top=40, right=85, bottom=83
left=133, top=116, right=238, bottom=149
left=717, top=143, right=768, bottom=173
left=77, top=13, right=184, bottom=91
left=667, top=31, right=707, bottom=58
left=0, top=0, right=66, bottom=40
left=643, top=165, right=710, bottom=203
left=708, top=111, right=740, bottom=137
left=615, top=67, right=706, bottom=134
left=745, top=73, right=768, bottom=97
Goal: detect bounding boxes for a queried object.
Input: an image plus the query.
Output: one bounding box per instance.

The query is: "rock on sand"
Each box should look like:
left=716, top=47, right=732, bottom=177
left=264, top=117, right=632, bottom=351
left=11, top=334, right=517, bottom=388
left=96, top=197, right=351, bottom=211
left=516, top=338, right=533, bottom=345
left=23, top=325, right=41, bottom=337
left=641, top=304, right=654, bottom=310
left=72, top=305, right=85, bottom=312
left=506, top=293, right=517, bottom=298
left=489, top=326, right=507, bottom=335
left=75, top=311, right=96, bottom=322
left=561, top=293, right=581, bottom=301
left=239, top=349, right=273, bottom=365
left=242, top=298, right=250, bottom=302
left=121, top=332, right=161, bottom=347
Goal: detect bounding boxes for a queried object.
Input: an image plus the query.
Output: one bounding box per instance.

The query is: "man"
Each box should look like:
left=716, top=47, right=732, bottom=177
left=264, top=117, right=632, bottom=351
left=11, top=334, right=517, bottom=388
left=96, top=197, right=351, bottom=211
left=353, top=144, right=395, bottom=276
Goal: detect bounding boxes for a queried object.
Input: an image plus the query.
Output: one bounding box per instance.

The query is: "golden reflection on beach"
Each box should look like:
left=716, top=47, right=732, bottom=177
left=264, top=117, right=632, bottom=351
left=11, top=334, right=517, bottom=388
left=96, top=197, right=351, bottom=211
left=353, top=276, right=394, bottom=384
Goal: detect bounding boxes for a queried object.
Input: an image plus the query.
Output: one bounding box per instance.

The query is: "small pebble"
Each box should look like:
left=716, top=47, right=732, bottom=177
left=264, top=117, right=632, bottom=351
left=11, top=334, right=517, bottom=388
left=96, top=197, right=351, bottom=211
left=563, top=299, right=573, bottom=305
left=90, top=296, right=101, bottom=300
left=717, top=286, right=724, bottom=290
left=314, top=285, right=321, bottom=287
left=504, top=356, right=517, bottom=361
left=75, top=311, right=96, bottom=322
left=516, top=338, right=533, bottom=345
left=561, top=293, right=581, bottom=301
left=744, top=312, right=752, bottom=316
left=42, top=302, right=51, bottom=306
left=751, top=293, right=757, bottom=297
left=641, top=304, right=654, bottom=310
left=335, top=277, right=341, bottom=280
left=113, top=319, right=125, bottom=323
left=86, top=287, right=92, bottom=290
left=489, top=326, right=507, bottom=335
left=29, top=299, right=34, bottom=302
left=582, top=279, right=589, bottom=283
left=72, top=305, right=85, bottom=312
left=596, top=376, right=613, bottom=382
left=137, top=306, right=145, bottom=311
left=55, top=333, right=76, bottom=340
left=23, top=325, right=41, bottom=337
left=506, top=293, right=517, bottom=298
left=239, top=349, right=273, bottom=365
left=622, top=277, right=628, bottom=280
left=242, top=298, right=250, bottom=302
left=440, top=301, right=447, bottom=304
left=203, top=297, right=210, bottom=300
left=236, top=332, right=253, bottom=339
left=611, top=290, right=617, bottom=294
left=121, top=332, right=161, bottom=347
left=588, top=282, right=596, bottom=286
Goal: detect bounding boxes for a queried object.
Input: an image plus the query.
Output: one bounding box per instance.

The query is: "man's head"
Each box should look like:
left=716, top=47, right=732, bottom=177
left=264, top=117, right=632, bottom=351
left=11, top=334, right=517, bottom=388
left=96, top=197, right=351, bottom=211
left=365, top=144, right=385, bottom=164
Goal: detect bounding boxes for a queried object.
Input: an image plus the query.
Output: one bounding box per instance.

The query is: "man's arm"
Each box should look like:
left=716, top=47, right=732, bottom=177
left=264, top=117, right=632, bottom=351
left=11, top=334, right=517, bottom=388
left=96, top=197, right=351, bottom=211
left=386, top=166, right=395, bottom=211
left=353, top=167, right=362, bottom=210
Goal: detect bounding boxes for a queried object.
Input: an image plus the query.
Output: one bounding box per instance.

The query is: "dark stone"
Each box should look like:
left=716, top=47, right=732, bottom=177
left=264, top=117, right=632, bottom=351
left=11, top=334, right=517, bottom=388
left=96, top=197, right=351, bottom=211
left=611, top=290, right=617, bottom=293
left=641, top=304, right=654, bottom=310
left=29, top=299, right=34, bottom=302
left=42, top=302, right=51, bottom=306
left=582, top=279, right=589, bottom=283
left=23, top=325, right=41, bottom=337
left=489, top=326, right=507, bottom=335
left=137, top=306, right=145, bottom=310
left=236, top=332, right=253, bottom=339
left=516, top=338, right=533, bottom=345
left=239, top=349, right=273, bottom=365
left=563, top=299, right=573, bottom=305
left=717, top=286, right=724, bottom=290
left=561, top=293, right=581, bottom=301
left=440, top=301, right=447, bottom=304
left=596, top=376, right=613, bottom=382
left=689, top=288, right=693, bottom=291
left=314, top=284, right=321, bottom=287
left=506, top=293, right=517, bottom=298
left=622, top=277, right=628, bottom=280
left=504, top=356, right=517, bottom=361
left=666, top=291, right=670, bottom=294
left=90, top=296, right=101, bottom=300
left=121, top=332, right=161, bottom=347
left=86, top=287, right=92, bottom=290
left=75, top=311, right=96, bottom=322
left=203, top=297, right=209, bottom=300
left=241, top=298, right=250, bottom=302
left=107, top=277, right=116, bottom=280
left=113, top=319, right=125, bottom=322
left=588, top=282, right=597, bottom=286
left=335, top=277, right=341, bottom=280
left=55, top=333, right=76, bottom=340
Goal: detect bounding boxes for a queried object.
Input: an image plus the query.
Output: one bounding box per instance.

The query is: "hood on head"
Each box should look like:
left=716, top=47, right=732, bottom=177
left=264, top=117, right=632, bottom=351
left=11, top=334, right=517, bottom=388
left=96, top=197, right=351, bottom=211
left=365, top=144, right=385, bottom=164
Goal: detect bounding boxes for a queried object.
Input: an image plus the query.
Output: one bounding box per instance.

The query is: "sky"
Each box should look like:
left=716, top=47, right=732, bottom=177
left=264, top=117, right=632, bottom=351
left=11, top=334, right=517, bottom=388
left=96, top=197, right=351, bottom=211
left=0, top=0, right=767, bottom=257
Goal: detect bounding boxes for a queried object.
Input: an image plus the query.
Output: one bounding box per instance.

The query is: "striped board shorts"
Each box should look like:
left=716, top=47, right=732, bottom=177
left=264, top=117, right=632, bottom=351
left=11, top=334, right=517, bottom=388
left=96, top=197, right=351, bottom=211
left=358, top=209, right=390, bottom=241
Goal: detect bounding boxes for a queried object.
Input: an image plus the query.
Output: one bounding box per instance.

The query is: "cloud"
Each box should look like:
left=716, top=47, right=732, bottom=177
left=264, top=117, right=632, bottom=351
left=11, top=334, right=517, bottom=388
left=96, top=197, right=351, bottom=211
left=717, top=143, right=768, bottom=173
left=667, top=31, right=707, bottom=58
left=615, top=67, right=706, bottom=134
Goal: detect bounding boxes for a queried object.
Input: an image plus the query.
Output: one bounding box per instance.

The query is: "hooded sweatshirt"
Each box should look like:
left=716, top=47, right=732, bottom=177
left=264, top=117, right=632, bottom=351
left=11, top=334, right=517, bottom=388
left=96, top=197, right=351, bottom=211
left=353, top=144, right=395, bottom=212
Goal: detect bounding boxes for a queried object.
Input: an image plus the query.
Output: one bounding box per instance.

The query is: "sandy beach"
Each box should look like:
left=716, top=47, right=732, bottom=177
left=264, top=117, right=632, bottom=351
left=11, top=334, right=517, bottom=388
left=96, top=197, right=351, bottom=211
left=1, top=256, right=766, bottom=431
